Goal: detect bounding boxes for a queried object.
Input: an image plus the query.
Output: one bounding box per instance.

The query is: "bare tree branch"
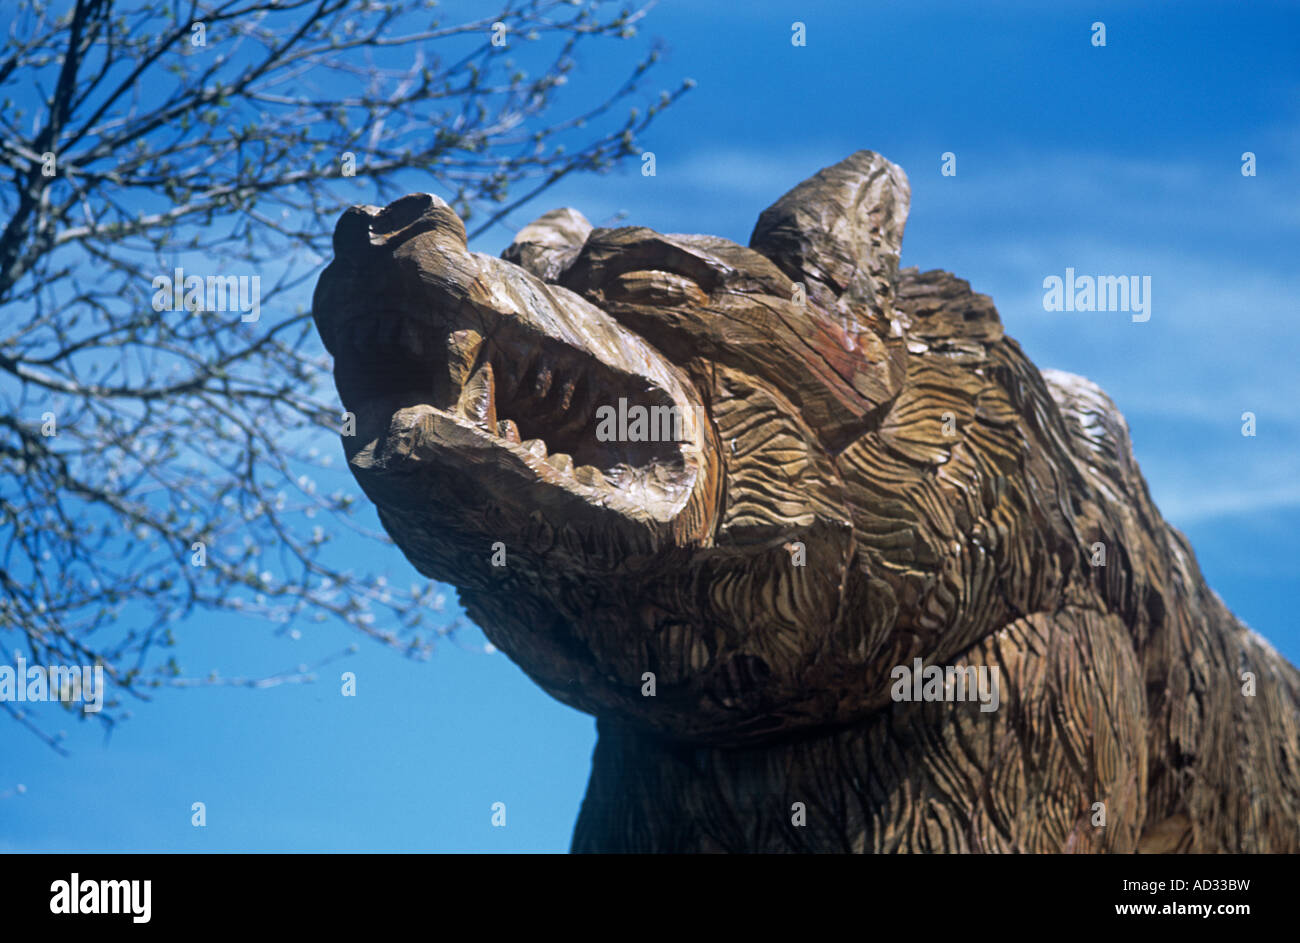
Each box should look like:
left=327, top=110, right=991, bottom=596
left=0, top=0, right=688, bottom=746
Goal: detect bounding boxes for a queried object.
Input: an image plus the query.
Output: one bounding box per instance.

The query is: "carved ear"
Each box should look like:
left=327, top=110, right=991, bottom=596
left=749, top=151, right=910, bottom=322
left=502, top=207, right=593, bottom=282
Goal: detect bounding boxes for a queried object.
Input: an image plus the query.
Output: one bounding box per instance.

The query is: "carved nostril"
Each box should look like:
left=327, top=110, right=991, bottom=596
left=372, top=192, right=436, bottom=235
left=331, top=203, right=383, bottom=259
left=330, top=193, right=467, bottom=261
left=371, top=192, right=466, bottom=248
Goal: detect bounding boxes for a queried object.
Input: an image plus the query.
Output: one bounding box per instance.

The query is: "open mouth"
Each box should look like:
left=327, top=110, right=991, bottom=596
left=333, top=308, right=699, bottom=517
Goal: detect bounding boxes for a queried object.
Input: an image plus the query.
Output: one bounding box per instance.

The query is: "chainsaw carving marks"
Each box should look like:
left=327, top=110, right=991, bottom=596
left=312, top=151, right=1300, bottom=854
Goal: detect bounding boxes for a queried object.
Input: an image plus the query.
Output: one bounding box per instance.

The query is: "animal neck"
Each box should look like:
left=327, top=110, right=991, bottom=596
left=570, top=716, right=895, bottom=853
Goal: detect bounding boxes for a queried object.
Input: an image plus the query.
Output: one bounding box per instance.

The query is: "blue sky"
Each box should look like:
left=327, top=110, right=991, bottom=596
left=5, top=0, right=1299, bottom=852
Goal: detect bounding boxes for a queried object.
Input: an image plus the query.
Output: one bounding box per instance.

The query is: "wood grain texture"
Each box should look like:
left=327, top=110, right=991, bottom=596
left=312, top=151, right=1300, bottom=853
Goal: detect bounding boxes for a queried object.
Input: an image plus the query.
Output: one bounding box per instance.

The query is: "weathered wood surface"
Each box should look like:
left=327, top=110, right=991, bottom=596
left=312, top=151, right=1300, bottom=853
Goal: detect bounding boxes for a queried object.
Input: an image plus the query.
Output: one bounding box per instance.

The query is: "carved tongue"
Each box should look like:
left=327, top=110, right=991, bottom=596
left=456, top=361, right=497, bottom=429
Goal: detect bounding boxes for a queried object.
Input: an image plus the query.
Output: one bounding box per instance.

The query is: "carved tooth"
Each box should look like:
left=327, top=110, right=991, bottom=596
left=534, top=362, right=554, bottom=398
left=521, top=438, right=548, bottom=459
left=545, top=452, right=573, bottom=474
left=558, top=376, right=577, bottom=412
left=574, top=465, right=605, bottom=487
left=447, top=329, right=484, bottom=391
left=497, top=418, right=520, bottom=443
left=455, top=361, right=497, bottom=429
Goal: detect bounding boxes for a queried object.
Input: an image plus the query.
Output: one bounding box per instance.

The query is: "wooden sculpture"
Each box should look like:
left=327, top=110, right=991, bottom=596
left=311, top=151, right=1300, bottom=853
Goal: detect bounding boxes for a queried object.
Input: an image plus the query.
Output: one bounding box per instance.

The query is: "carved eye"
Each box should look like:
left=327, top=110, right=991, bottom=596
left=606, top=270, right=707, bottom=307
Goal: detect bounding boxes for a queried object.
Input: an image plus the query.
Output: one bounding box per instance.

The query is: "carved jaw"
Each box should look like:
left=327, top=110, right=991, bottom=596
left=312, top=193, right=719, bottom=555
left=339, top=321, right=706, bottom=525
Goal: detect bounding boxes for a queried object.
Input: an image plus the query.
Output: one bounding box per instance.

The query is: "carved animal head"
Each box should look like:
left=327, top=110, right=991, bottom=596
left=312, top=151, right=1091, bottom=744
